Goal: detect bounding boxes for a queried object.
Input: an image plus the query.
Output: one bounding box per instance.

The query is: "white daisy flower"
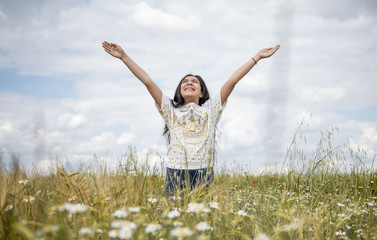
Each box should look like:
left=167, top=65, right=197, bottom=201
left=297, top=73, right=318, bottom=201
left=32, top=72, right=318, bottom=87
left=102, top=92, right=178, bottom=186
left=209, top=201, right=219, bottom=209
left=173, top=220, right=183, bottom=227
left=203, top=207, right=211, bottom=213
left=172, top=196, right=182, bottom=201
left=79, top=227, right=93, bottom=236
left=4, top=204, right=13, bottom=212
left=186, top=202, right=205, bottom=213
left=195, top=222, right=213, bottom=231
left=237, top=210, right=247, bottom=216
left=23, top=196, right=35, bottom=203
left=18, top=179, right=29, bottom=185
left=254, top=233, right=271, bottom=240
left=109, top=227, right=133, bottom=239
left=167, top=210, right=181, bottom=219
left=145, top=222, right=162, bottom=235
left=111, top=221, right=137, bottom=230
left=170, top=227, right=193, bottom=238
left=113, top=207, right=128, bottom=218
left=128, top=207, right=141, bottom=213
left=335, top=230, right=346, bottom=236
left=64, top=203, right=87, bottom=214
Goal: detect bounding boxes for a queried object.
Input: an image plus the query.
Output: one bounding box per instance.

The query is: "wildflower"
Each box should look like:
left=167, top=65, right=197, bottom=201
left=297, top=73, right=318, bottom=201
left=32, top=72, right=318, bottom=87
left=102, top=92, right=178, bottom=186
left=335, top=230, right=346, bottom=236
left=128, top=207, right=140, bottom=213
left=108, top=228, right=120, bottom=238
left=270, top=177, right=276, bottom=182
left=54, top=204, right=66, bottom=212
left=145, top=222, right=162, bottom=235
left=173, top=220, right=183, bottom=226
left=37, top=225, right=60, bottom=236
left=113, top=207, right=128, bottom=218
left=148, top=198, right=157, bottom=204
left=68, top=197, right=76, bottom=202
left=203, top=207, right=211, bottom=213
left=209, top=201, right=219, bottom=209
left=109, top=221, right=137, bottom=239
left=337, top=203, right=345, bottom=207
left=170, top=227, right=193, bottom=238
left=65, top=203, right=87, bottom=214
left=79, top=227, right=93, bottom=236
left=195, top=222, right=213, bottom=231
left=237, top=197, right=242, bottom=203
left=338, top=213, right=346, bottom=218
left=109, top=227, right=133, bottom=239
left=367, top=202, right=374, bottom=207
left=47, top=191, right=55, bottom=196
left=105, top=197, right=111, bottom=201
left=4, top=204, right=13, bottom=212
left=254, top=233, right=271, bottom=240
left=237, top=210, right=247, bottom=216
left=167, top=210, right=181, bottom=219
left=111, top=221, right=137, bottom=230
left=96, top=228, right=104, bottom=234
left=23, top=196, right=35, bottom=203
left=186, top=202, right=205, bottom=213
left=18, top=179, right=29, bottom=185
left=172, top=196, right=182, bottom=201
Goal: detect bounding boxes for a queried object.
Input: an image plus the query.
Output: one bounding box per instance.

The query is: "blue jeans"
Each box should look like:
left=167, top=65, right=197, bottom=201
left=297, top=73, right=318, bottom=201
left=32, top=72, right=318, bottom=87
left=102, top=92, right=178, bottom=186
left=166, top=167, right=213, bottom=197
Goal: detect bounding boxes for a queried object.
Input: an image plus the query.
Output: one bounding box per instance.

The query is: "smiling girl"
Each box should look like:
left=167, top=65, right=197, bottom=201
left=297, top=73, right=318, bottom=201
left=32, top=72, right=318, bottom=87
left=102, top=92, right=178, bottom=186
left=102, top=41, right=279, bottom=197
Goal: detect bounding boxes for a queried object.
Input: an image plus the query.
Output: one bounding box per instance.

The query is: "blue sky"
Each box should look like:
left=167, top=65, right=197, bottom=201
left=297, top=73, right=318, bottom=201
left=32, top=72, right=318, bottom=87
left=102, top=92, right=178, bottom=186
left=0, top=0, right=377, bottom=173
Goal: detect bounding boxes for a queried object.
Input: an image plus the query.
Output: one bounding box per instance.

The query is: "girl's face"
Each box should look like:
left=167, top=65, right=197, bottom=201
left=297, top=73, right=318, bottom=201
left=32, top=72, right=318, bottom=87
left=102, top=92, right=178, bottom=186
left=180, top=76, right=203, bottom=104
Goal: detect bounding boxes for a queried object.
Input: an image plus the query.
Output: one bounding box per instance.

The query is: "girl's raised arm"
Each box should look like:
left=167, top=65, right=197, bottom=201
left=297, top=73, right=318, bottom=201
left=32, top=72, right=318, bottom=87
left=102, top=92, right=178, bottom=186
left=102, top=41, right=163, bottom=108
left=220, top=45, right=280, bottom=105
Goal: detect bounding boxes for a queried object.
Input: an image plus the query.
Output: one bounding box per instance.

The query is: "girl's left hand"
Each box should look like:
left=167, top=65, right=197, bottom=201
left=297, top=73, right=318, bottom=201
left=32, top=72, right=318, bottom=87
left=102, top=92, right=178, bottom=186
left=257, top=45, right=280, bottom=59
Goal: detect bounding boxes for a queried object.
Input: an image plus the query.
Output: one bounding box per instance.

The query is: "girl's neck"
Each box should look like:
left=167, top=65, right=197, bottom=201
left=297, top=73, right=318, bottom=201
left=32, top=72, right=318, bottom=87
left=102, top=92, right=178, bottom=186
left=184, top=98, right=199, bottom=105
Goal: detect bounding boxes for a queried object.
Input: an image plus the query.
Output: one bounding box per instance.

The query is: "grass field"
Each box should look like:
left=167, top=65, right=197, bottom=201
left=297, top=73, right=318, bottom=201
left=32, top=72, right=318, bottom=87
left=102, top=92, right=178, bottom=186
left=1, top=128, right=376, bottom=239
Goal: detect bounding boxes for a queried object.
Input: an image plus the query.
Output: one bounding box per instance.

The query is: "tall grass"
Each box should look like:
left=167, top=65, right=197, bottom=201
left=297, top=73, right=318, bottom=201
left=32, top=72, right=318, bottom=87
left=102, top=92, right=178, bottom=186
left=0, top=129, right=376, bottom=239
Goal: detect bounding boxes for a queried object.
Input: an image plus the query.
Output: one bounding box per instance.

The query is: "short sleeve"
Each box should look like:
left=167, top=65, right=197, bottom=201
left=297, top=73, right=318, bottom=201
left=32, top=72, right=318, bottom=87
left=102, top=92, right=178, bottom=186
left=155, top=93, right=173, bottom=125
left=212, top=92, right=226, bottom=125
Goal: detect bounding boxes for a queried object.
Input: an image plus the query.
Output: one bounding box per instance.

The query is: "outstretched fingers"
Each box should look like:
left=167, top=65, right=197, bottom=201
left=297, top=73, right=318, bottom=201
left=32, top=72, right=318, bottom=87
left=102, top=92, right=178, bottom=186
left=102, top=41, right=112, bottom=51
left=102, top=41, right=116, bottom=56
left=271, top=44, right=280, bottom=54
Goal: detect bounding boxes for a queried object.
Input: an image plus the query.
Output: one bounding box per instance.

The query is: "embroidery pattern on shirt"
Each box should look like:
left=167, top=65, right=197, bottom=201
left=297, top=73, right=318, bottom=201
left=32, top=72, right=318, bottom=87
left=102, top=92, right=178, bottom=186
left=173, top=105, right=209, bottom=144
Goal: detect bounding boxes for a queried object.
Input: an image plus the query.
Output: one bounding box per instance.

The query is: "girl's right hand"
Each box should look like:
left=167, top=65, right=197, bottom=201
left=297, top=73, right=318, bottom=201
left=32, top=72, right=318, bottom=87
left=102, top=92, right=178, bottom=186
left=102, top=41, right=126, bottom=59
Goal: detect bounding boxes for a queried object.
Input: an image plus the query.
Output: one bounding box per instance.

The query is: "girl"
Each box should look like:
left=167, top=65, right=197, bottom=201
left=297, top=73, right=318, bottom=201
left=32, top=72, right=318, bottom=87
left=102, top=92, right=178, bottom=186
left=102, top=41, right=279, bottom=197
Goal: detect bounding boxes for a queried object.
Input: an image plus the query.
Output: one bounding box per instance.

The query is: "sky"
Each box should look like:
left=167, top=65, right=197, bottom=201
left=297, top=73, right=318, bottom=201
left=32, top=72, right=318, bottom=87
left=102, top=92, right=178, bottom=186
left=0, top=0, right=377, bottom=173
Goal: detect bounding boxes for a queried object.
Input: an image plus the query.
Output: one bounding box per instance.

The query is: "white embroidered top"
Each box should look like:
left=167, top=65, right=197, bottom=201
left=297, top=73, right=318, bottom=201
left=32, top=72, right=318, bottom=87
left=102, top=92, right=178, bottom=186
left=156, top=93, right=225, bottom=169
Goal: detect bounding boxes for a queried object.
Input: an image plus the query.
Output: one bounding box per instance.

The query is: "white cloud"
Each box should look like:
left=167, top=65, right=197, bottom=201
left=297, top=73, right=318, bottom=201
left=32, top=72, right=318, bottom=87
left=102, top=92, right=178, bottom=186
left=131, top=2, right=201, bottom=30
left=361, top=127, right=377, bottom=143
left=59, top=114, right=88, bottom=130
left=77, top=132, right=116, bottom=153
left=116, top=132, right=136, bottom=146
left=296, top=87, right=346, bottom=104
left=0, top=121, right=13, bottom=132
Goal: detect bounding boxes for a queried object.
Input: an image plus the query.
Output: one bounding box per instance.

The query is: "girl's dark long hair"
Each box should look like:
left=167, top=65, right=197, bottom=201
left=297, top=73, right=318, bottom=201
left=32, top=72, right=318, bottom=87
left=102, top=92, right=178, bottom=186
left=163, top=74, right=210, bottom=143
